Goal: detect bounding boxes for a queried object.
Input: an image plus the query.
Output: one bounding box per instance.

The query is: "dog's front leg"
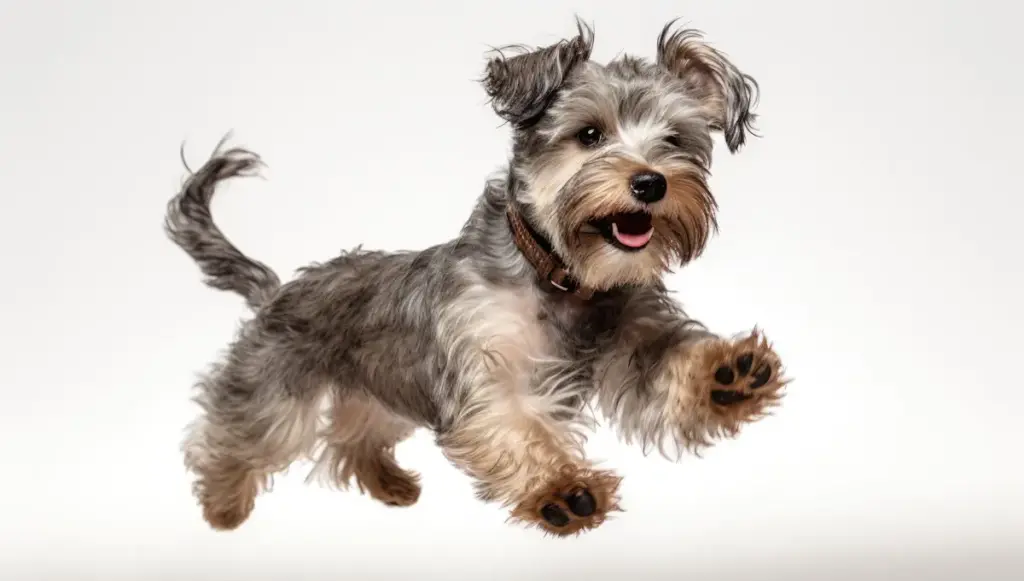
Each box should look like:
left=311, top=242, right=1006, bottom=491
left=594, top=289, right=790, bottom=454
left=437, top=373, right=622, bottom=537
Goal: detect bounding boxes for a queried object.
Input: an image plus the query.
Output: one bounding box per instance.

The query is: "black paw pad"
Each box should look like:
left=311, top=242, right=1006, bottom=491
left=565, top=489, right=596, bottom=517
left=711, top=389, right=753, bottom=406
left=714, top=365, right=735, bottom=385
left=750, top=364, right=772, bottom=389
left=736, top=353, right=754, bottom=376
left=541, top=503, right=570, bottom=527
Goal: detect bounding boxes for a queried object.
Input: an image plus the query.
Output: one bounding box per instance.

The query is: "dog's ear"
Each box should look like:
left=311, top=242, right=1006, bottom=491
left=482, top=19, right=594, bottom=128
left=656, top=21, right=759, bottom=152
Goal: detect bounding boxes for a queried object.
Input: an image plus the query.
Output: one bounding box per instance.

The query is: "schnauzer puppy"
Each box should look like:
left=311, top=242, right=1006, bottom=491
left=165, top=19, right=789, bottom=537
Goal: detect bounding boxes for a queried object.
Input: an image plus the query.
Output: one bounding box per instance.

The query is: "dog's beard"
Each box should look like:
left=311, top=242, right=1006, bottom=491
left=552, top=156, right=716, bottom=291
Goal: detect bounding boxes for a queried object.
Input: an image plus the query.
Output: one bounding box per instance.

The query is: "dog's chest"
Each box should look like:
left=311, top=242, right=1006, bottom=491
left=452, top=282, right=584, bottom=370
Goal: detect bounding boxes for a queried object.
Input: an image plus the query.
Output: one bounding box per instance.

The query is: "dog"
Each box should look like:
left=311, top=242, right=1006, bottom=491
left=164, top=18, right=789, bottom=537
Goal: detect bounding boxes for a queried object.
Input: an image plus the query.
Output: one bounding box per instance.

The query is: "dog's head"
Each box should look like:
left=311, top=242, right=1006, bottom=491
left=483, top=19, right=759, bottom=291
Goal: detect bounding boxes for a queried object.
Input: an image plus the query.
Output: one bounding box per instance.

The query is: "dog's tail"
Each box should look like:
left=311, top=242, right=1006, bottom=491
left=164, top=137, right=281, bottom=311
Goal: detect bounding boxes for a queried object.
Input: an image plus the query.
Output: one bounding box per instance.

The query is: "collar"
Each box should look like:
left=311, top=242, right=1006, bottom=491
left=505, top=204, right=595, bottom=300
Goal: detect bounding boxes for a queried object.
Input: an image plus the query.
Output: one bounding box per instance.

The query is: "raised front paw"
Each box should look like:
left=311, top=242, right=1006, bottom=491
left=710, top=346, right=776, bottom=406
left=692, top=329, right=789, bottom=429
left=509, top=466, right=622, bottom=537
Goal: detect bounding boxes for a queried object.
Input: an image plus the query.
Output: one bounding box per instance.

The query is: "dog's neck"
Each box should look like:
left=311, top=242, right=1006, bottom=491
left=505, top=202, right=595, bottom=301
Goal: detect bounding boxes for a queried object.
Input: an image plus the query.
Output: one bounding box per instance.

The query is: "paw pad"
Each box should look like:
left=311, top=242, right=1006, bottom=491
left=750, top=363, right=772, bottom=389
left=541, top=488, right=598, bottom=527
left=710, top=351, right=776, bottom=407
left=515, top=470, right=622, bottom=537
left=541, top=503, right=571, bottom=527
left=713, top=366, right=735, bottom=385
left=710, top=389, right=751, bottom=405
left=736, top=353, right=754, bottom=375
left=566, top=489, right=596, bottom=517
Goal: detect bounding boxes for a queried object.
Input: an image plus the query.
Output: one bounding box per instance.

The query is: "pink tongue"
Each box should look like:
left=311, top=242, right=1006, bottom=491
left=612, top=222, right=653, bottom=248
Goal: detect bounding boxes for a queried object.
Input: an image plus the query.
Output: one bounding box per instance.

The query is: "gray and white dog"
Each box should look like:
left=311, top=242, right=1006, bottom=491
left=165, top=19, right=789, bottom=537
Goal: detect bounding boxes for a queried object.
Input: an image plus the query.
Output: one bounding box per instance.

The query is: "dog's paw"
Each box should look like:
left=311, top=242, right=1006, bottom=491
left=356, top=458, right=422, bottom=508
left=202, top=498, right=254, bottom=531
left=372, top=469, right=422, bottom=508
left=691, top=329, right=789, bottom=429
left=509, top=466, right=622, bottom=537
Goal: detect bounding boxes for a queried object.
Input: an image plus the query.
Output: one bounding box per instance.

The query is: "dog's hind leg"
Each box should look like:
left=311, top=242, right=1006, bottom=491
left=308, top=390, right=421, bottom=507
left=182, top=347, right=326, bottom=530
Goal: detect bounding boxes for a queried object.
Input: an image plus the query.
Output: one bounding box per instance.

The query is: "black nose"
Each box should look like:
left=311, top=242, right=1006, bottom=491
left=629, top=171, right=667, bottom=203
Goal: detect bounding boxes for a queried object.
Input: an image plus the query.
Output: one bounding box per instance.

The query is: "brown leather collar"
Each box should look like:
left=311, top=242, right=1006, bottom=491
left=506, top=205, right=594, bottom=300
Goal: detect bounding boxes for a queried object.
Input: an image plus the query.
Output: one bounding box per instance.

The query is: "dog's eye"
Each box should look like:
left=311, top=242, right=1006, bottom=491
left=576, top=126, right=604, bottom=148
left=665, top=135, right=683, bottom=148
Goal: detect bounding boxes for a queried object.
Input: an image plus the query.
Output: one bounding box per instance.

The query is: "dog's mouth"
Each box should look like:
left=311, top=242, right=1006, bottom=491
left=588, top=211, right=654, bottom=252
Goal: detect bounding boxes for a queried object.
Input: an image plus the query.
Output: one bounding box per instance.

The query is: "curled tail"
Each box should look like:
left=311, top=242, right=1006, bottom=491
left=164, top=138, right=281, bottom=311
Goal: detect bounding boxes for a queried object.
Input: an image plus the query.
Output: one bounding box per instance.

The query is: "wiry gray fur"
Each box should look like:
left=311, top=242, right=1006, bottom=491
left=482, top=20, right=595, bottom=128
left=655, top=20, right=760, bottom=152
left=166, top=17, right=769, bottom=532
left=166, top=153, right=684, bottom=431
left=165, top=141, right=280, bottom=311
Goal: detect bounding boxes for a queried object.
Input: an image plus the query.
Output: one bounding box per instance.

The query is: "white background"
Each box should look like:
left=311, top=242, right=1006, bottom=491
left=1, top=0, right=1021, bottom=579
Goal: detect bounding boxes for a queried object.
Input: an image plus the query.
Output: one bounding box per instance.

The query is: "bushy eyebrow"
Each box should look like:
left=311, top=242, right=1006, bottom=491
left=538, top=70, right=710, bottom=150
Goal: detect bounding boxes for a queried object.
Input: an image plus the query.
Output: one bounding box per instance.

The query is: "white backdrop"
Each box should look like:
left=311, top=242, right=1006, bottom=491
left=1, top=0, right=1020, bottom=579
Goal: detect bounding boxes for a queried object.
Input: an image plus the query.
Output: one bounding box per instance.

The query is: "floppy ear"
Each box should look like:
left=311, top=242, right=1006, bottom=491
left=656, top=21, right=760, bottom=152
left=482, top=20, right=594, bottom=128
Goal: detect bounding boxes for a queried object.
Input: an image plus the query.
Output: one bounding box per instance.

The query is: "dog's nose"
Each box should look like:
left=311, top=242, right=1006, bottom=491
left=629, top=171, right=667, bottom=204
